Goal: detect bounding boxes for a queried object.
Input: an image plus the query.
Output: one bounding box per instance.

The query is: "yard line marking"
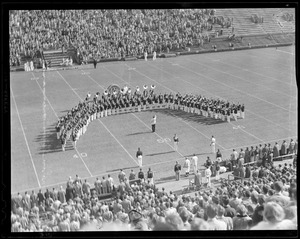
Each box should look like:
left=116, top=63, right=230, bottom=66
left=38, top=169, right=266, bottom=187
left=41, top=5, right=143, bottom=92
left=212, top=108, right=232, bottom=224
left=56, top=71, right=139, bottom=168
left=201, top=52, right=295, bottom=86
left=149, top=61, right=292, bottom=132
left=11, top=86, right=41, bottom=188
left=103, top=65, right=228, bottom=149
left=124, top=63, right=176, bottom=93
left=96, top=118, right=140, bottom=167
left=81, top=70, right=105, bottom=90
left=167, top=110, right=228, bottom=150
left=276, top=49, right=295, bottom=55
left=12, top=134, right=296, bottom=195
left=33, top=72, right=93, bottom=177
left=106, top=63, right=265, bottom=146
left=131, top=113, right=184, bottom=157
left=171, top=61, right=293, bottom=113
left=186, top=58, right=296, bottom=99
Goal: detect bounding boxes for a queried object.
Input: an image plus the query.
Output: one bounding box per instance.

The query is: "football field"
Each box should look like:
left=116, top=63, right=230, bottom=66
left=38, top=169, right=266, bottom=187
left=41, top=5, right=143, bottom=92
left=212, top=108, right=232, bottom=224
left=11, top=46, right=297, bottom=193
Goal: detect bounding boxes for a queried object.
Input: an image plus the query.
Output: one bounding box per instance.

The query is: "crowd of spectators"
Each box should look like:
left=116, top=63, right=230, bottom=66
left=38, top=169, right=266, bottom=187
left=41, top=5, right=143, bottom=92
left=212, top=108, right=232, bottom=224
left=11, top=138, right=297, bottom=231
left=10, top=9, right=234, bottom=67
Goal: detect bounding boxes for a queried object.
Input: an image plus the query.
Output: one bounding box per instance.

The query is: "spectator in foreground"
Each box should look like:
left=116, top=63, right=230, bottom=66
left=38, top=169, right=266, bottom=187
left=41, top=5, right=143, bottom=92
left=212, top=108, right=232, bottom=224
left=251, top=202, right=295, bottom=230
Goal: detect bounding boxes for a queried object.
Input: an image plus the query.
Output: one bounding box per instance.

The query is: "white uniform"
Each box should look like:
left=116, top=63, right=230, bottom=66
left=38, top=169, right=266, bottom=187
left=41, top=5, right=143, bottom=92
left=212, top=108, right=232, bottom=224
left=192, top=155, right=198, bottom=173
left=153, top=51, right=156, bottom=61
left=184, top=159, right=190, bottom=176
left=205, top=167, right=212, bottom=187
left=144, top=52, right=148, bottom=61
left=211, top=137, right=216, bottom=154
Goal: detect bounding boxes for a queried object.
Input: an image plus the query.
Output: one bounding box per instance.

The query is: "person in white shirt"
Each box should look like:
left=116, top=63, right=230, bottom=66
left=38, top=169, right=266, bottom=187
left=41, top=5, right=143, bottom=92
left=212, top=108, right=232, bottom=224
left=153, top=51, right=156, bottom=61
left=151, top=115, right=156, bottom=132
left=184, top=158, right=191, bottom=177
left=192, top=154, right=198, bottom=174
left=205, top=166, right=212, bottom=188
left=210, top=136, right=216, bottom=154
left=30, top=61, right=34, bottom=71
left=144, top=50, right=148, bottom=61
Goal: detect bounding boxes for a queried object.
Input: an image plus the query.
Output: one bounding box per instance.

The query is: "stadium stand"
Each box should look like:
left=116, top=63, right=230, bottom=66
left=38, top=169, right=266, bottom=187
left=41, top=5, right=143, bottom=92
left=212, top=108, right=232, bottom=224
left=9, top=9, right=295, bottom=71
left=10, top=9, right=296, bottom=232
left=11, top=139, right=297, bottom=231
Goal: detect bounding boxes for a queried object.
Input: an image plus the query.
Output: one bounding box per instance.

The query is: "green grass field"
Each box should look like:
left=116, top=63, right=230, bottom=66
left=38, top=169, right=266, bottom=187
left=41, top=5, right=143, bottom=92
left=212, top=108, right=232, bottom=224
left=11, top=45, right=297, bottom=194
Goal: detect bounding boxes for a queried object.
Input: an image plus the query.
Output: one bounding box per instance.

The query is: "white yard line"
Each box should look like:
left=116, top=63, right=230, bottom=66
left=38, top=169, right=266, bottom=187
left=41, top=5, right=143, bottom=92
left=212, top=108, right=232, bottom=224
left=103, top=65, right=227, bottom=150
left=186, top=58, right=296, bottom=99
left=34, top=72, right=93, bottom=177
left=200, top=52, right=295, bottom=86
left=125, top=62, right=267, bottom=144
left=131, top=113, right=184, bottom=156
left=171, top=61, right=293, bottom=113
left=11, top=86, right=41, bottom=188
left=148, top=61, right=292, bottom=134
left=56, top=71, right=139, bottom=167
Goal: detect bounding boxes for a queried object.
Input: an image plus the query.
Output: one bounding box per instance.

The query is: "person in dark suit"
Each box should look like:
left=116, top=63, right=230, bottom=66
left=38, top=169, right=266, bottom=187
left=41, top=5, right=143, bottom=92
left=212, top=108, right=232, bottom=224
left=174, top=161, right=181, bottom=181
left=93, top=58, right=97, bottom=69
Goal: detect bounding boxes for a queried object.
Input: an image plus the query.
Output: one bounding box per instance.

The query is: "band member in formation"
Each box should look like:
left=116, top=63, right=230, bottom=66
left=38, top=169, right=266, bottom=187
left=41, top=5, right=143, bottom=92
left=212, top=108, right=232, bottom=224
left=56, top=84, right=244, bottom=150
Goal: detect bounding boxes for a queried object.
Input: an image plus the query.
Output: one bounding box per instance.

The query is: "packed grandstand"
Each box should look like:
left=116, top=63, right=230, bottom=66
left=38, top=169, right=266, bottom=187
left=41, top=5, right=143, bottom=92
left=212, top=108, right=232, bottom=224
left=9, top=8, right=296, bottom=232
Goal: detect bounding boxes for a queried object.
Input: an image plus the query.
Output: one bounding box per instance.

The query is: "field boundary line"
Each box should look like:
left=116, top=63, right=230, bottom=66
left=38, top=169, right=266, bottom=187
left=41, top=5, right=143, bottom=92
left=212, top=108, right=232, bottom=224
left=171, top=60, right=293, bottom=113
left=131, top=113, right=184, bottom=157
left=153, top=60, right=294, bottom=134
left=104, top=65, right=228, bottom=150
left=199, top=53, right=295, bottom=87
left=186, top=58, right=296, bottom=99
left=33, top=72, right=93, bottom=177
left=11, top=86, right=41, bottom=188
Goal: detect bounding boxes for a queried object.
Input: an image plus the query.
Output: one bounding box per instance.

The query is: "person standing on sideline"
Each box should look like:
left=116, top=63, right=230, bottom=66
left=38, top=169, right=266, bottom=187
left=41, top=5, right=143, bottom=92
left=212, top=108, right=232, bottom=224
left=184, top=157, right=191, bottom=177
left=192, top=154, right=198, bottom=174
left=93, top=58, right=97, bottom=69
left=173, top=134, right=179, bottom=151
left=205, top=166, right=212, bottom=188
left=174, top=161, right=181, bottom=181
left=136, top=147, right=143, bottom=168
left=138, top=168, right=145, bottom=183
left=118, top=169, right=126, bottom=183
left=151, top=115, right=156, bottom=132
left=144, top=50, right=148, bottom=61
left=129, top=170, right=136, bottom=181
left=147, top=168, right=154, bottom=186
left=194, top=170, right=202, bottom=190
left=153, top=51, right=156, bottom=60
left=210, top=136, right=216, bottom=154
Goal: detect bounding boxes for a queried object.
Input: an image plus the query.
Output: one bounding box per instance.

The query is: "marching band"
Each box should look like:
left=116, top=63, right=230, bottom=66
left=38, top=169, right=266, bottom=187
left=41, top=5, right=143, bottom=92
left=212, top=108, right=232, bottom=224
left=56, top=85, right=245, bottom=151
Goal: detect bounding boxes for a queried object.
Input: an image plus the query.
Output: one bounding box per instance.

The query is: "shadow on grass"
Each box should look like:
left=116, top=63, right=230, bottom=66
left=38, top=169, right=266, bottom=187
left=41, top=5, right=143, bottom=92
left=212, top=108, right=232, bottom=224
left=34, top=123, right=73, bottom=155
left=145, top=150, right=175, bottom=157
left=106, top=165, right=140, bottom=173
left=149, top=108, right=226, bottom=126
left=126, top=131, right=152, bottom=136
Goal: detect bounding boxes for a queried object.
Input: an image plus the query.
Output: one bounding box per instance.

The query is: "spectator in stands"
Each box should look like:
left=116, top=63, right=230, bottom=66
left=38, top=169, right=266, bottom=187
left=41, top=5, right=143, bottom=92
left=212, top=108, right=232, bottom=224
left=232, top=204, right=252, bottom=230
left=265, top=181, right=290, bottom=207
left=251, top=202, right=295, bottom=230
